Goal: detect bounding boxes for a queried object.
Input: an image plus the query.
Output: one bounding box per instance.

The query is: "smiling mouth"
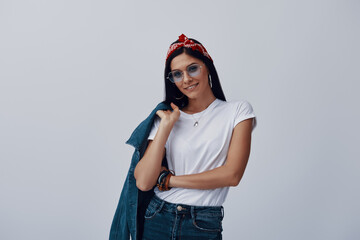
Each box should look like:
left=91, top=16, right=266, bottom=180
left=184, top=83, right=199, bottom=90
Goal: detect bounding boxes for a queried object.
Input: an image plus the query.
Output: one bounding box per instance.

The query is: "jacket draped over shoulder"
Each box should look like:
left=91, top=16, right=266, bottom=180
left=109, top=102, right=171, bottom=240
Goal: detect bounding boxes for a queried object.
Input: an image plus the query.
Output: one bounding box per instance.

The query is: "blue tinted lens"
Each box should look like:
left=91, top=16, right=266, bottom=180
left=170, top=70, right=183, bottom=82
left=187, top=64, right=201, bottom=77
left=187, top=64, right=198, bottom=73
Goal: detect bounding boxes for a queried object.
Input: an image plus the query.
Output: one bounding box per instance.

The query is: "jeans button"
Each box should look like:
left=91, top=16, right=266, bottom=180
left=177, top=205, right=182, bottom=211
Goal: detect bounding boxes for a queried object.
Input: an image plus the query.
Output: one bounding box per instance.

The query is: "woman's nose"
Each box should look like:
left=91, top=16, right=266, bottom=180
left=183, top=71, right=193, bottom=83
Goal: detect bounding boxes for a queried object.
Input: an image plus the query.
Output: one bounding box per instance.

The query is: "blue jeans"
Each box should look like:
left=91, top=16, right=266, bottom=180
left=142, top=195, right=224, bottom=240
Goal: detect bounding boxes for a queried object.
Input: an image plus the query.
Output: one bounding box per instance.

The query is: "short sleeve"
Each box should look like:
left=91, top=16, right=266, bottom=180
left=148, top=116, right=161, bottom=140
left=234, top=100, right=257, bottom=130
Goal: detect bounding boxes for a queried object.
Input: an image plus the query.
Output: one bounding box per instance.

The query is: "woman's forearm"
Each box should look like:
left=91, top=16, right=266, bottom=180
left=168, top=164, right=247, bottom=190
left=134, top=122, right=173, bottom=191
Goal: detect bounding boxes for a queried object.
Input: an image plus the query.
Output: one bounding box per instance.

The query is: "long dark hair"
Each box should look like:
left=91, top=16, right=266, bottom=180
left=164, top=38, right=226, bottom=108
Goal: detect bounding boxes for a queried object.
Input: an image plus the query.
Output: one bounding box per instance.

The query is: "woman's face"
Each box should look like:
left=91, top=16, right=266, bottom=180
left=170, top=53, right=211, bottom=101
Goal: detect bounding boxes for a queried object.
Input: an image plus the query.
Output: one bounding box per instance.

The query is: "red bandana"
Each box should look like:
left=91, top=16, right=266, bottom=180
left=166, top=34, right=213, bottom=62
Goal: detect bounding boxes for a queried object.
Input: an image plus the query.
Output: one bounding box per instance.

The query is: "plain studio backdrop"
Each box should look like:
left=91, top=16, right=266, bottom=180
left=0, top=0, right=359, bottom=239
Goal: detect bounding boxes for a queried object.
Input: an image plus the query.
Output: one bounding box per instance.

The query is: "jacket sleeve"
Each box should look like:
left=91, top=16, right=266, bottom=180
left=109, top=175, right=130, bottom=240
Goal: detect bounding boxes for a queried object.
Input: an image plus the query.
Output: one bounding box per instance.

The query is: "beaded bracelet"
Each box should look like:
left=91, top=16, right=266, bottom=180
left=157, top=170, right=168, bottom=187
left=157, top=168, right=174, bottom=191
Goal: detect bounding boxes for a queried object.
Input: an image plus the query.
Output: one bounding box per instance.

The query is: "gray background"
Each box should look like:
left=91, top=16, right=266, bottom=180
left=1, top=0, right=359, bottom=239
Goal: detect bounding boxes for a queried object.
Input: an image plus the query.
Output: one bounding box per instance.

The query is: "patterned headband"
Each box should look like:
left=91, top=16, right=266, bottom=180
left=166, top=34, right=213, bottom=62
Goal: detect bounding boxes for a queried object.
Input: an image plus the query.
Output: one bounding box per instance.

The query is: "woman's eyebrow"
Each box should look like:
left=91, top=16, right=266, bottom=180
left=187, top=62, right=198, bottom=67
left=172, top=62, right=198, bottom=71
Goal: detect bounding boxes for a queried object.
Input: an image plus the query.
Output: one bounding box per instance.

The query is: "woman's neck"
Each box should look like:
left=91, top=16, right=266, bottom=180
left=183, top=94, right=216, bottom=114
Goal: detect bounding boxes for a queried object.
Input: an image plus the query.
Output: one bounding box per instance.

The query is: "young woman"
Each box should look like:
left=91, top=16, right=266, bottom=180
left=134, top=34, right=257, bottom=240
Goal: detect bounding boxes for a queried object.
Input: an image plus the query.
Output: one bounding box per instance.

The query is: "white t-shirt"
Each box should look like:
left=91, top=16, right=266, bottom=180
left=148, top=99, right=257, bottom=206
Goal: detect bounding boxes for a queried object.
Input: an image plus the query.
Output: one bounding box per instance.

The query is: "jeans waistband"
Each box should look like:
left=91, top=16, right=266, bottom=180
left=150, top=194, right=224, bottom=217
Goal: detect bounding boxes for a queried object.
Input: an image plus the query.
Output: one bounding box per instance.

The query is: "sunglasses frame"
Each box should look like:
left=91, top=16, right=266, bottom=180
left=167, top=63, right=203, bottom=83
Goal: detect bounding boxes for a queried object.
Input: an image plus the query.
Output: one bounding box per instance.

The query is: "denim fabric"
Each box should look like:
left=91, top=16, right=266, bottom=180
left=143, top=195, right=224, bottom=240
left=109, top=102, right=172, bottom=240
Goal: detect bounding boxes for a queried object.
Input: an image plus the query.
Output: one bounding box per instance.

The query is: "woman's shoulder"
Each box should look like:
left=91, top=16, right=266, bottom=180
left=217, top=98, right=254, bottom=110
left=222, top=99, right=257, bottom=129
left=220, top=99, right=256, bottom=118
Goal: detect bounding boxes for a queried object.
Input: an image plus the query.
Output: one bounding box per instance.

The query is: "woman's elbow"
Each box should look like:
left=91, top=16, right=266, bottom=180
left=135, top=178, right=155, bottom=192
left=229, top=173, right=243, bottom=187
left=134, top=165, right=157, bottom=191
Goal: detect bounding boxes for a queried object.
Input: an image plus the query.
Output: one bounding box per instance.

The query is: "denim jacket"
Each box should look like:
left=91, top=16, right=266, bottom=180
left=109, top=101, right=171, bottom=240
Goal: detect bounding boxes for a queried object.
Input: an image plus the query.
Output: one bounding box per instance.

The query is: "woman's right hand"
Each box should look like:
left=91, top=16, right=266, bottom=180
left=156, top=102, right=180, bottom=127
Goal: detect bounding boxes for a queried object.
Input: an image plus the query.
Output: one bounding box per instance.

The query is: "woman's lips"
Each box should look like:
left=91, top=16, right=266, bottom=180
left=184, top=83, right=199, bottom=91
